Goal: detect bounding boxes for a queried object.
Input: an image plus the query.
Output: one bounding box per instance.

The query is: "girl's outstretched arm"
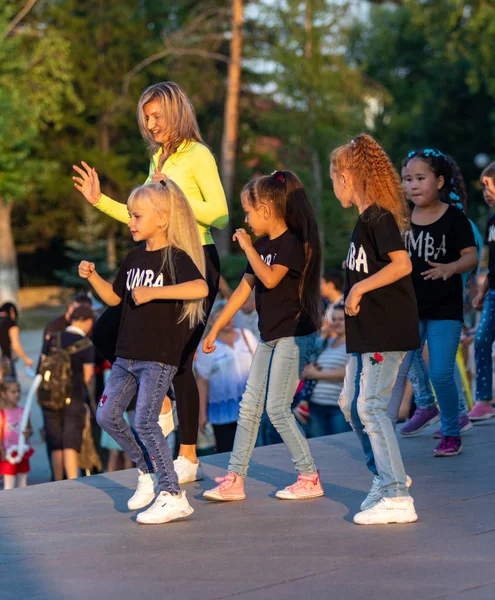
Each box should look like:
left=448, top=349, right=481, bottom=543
left=346, top=250, right=411, bottom=317
left=79, top=261, right=122, bottom=306
left=203, top=275, right=255, bottom=353
left=132, top=280, right=208, bottom=305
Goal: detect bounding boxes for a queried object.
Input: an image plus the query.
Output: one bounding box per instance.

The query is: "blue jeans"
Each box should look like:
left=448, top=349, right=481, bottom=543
left=409, top=348, right=467, bottom=417
left=340, top=351, right=409, bottom=498
left=96, top=357, right=179, bottom=494
left=475, top=289, right=495, bottom=401
left=307, top=402, right=351, bottom=438
left=416, top=320, right=462, bottom=436
left=228, top=333, right=318, bottom=478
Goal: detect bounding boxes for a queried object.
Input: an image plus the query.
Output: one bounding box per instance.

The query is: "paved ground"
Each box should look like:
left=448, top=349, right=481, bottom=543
left=1, top=416, right=495, bottom=600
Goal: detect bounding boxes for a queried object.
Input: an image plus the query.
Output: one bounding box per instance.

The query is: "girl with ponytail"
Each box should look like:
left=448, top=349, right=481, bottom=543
left=330, top=133, right=420, bottom=525
left=202, top=170, right=324, bottom=502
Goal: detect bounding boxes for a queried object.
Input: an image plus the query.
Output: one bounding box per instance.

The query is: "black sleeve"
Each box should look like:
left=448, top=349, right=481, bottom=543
left=245, top=261, right=254, bottom=275
left=273, top=233, right=305, bottom=274
left=112, top=255, right=129, bottom=299
left=452, top=210, right=476, bottom=251
left=371, top=211, right=406, bottom=258
left=174, top=250, right=205, bottom=284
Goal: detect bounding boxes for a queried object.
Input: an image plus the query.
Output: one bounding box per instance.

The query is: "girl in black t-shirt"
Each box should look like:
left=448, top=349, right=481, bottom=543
left=403, top=149, right=477, bottom=457
left=330, top=133, right=419, bottom=525
left=470, top=162, right=495, bottom=420
left=79, top=181, right=208, bottom=525
left=202, top=170, right=325, bottom=502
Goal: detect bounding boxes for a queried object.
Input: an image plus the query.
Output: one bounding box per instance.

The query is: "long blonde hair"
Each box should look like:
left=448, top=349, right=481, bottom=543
left=127, top=182, right=206, bottom=328
left=137, top=82, right=205, bottom=157
left=331, top=133, right=410, bottom=233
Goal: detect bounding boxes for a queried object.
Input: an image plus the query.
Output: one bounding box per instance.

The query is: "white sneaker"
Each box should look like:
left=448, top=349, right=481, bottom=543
left=136, top=490, right=194, bottom=525
left=174, top=456, right=203, bottom=484
left=354, top=496, right=418, bottom=525
left=127, top=470, right=157, bottom=510
left=158, top=409, right=175, bottom=438
left=360, top=475, right=412, bottom=510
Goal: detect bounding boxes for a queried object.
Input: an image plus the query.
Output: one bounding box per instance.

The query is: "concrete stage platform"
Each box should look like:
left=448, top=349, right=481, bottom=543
left=2, top=421, right=495, bottom=600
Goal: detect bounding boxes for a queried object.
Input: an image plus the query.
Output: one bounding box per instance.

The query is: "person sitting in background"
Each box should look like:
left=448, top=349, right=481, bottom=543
left=320, top=269, right=344, bottom=326
left=302, top=303, right=351, bottom=437
left=195, top=301, right=257, bottom=453
left=233, top=292, right=259, bottom=339
left=0, top=303, right=34, bottom=378
left=41, top=306, right=95, bottom=480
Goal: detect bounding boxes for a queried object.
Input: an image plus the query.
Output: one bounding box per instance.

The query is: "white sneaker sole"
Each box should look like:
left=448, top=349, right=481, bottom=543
left=434, top=445, right=463, bottom=457
left=469, top=413, right=495, bottom=421
left=202, top=490, right=246, bottom=501
left=400, top=414, right=440, bottom=436
left=275, top=490, right=325, bottom=500
left=136, top=505, right=194, bottom=525
left=354, top=509, right=418, bottom=525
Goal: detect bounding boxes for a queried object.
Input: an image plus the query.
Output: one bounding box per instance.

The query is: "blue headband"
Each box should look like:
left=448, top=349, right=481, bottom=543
left=408, top=149, right=445, bottom=159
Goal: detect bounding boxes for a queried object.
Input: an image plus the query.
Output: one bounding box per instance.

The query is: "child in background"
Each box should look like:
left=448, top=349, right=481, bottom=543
left=403, top=149, right=477, bottom=455
left=400, top=154, right=479, bottom=437
left=233, top=292, right=259, bottom=339
left=330, top=134, right=420, bottom=525
left=203, top=170, right=324, bottom=501
left=0, top=378, right=33, bottom=490
left=470, top=162, right=495, bottom=420
left=79, top=180, right=208, bottom=525
left=196, top=301, right=257, bottom=453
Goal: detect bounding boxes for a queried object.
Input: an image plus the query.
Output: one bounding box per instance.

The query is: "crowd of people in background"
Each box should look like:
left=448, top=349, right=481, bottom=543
left=1, top=80, right=495, bottom=528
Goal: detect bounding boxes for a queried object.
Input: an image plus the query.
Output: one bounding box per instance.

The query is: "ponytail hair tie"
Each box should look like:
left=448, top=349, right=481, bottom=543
left=271, top=170, right=285, bottom=183
left=159, top=179, right=167, bottom=188
left=449, top=190, right=460, bottom=201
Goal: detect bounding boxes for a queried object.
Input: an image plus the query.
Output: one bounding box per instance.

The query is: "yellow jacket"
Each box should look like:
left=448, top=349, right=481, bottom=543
left=95, top=140, right=229, bottom=246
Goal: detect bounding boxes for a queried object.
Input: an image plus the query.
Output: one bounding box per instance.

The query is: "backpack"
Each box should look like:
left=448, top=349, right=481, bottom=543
left=38, top=332, right=93, bottom=411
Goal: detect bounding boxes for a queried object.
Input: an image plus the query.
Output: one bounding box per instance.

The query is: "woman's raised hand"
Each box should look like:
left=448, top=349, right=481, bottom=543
left=72, top=161, right=102, bottom=205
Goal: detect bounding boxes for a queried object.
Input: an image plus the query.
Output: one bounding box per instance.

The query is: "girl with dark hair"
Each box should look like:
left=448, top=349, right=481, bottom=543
left=202, top=170, right=324, bottom=502
left=72, top=81, right=229, bottom=485
left=331, top=133, right=420, bottom=525
left=400, top=154, right=482, bottom=437
left=402, top=149, right=478, bottom=456
left=0, top=303, right=33, bottom=378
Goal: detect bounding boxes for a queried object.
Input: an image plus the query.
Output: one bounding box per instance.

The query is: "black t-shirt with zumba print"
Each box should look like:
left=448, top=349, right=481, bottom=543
left=345, top=206, right=420, bottom=354
left=245, top=229, right=317, bottom=342
left=112, top=245, right=204, bottom=366
left=405, top=205, right=475, bottom=321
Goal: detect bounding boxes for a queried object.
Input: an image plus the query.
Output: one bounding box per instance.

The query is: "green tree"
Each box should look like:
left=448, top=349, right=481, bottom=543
left=0, top=1, right=81, bottom=303
left=347, top=0, right=495, bottom=217
left=239, top=0, right=366, bottom=265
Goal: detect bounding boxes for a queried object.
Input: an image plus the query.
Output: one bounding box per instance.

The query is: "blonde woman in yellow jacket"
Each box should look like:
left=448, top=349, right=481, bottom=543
left=73, top=82, right=228, bottom=485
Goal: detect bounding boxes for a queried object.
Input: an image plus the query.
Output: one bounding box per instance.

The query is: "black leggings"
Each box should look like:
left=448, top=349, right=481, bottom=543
left=92, top=244, right=221, bottom=445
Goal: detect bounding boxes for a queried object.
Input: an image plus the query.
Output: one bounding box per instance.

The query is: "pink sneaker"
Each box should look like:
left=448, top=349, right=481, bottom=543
left=275, top=472, right=324, bottom=500
left=468, top=402, right=495, bottom=421
left=203, top=473, right=246, bottom=501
